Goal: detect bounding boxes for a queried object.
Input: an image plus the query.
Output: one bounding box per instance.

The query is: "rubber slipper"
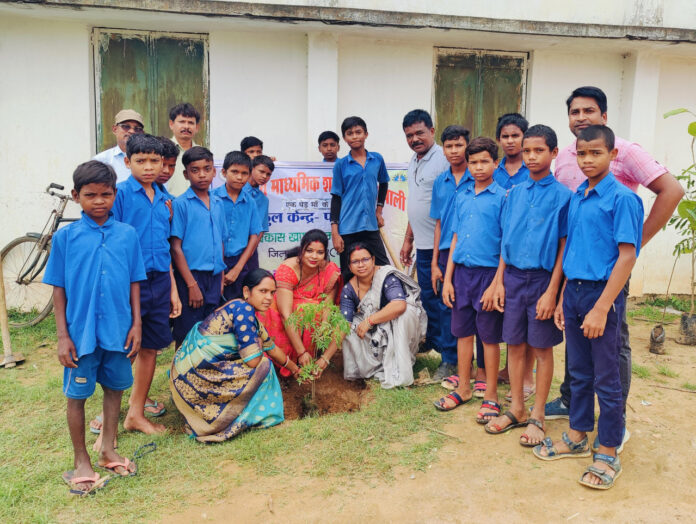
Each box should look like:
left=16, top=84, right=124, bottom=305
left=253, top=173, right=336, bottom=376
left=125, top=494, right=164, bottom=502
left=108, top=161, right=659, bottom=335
left=485, top=410, right=527, bottom=434
left=473, top=380, right=486, bottom=399
left=62, top=471, right=110, bottom=496
left=504, top=385, right=536, bottom=402
left=519, top=418, right=545, bottom=447
left=144, top=401, right=166, bottom=417
left=89, top=415, right=103, bottom=435
left=441, top=375, right=459, bottom=390
left=98, top=457, right=137, bottom=477
left=433, top=391, right=473, bottom=411
left=476, top=400, right=501, bottom=424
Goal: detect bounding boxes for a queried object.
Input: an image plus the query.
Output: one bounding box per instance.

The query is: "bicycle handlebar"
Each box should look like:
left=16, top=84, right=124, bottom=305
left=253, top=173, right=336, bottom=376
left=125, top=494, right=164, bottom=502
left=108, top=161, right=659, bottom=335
left=49, top=183, right=64, bottom=191
left=46, top=183, right=71, bottom=200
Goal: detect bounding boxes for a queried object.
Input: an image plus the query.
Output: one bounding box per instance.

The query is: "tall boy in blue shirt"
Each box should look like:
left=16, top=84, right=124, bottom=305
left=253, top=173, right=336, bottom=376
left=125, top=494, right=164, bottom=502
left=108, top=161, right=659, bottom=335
left=330, top=116, right=390, bottom=281
left=112, top=133, right=179, bottom=436
left=213, top=151, right=263, bottom=301
left=435, top=138, right=505, bottom=423
left=44, top=161, right=145, bottom=494
left=493, top=113, right=530, bottom=190
left=484, top=125, right=570, bottom=443
left=244, top=154, right=275, bottom=270
left=170, top=146, right=227, bottom=346
left=534, top=125, right=643, bottom=491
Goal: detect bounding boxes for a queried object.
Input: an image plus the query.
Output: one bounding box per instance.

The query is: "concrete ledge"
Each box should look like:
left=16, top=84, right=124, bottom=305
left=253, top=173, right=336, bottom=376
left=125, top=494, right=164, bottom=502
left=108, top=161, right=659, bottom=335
left=14, top=0, right=696, bottom=43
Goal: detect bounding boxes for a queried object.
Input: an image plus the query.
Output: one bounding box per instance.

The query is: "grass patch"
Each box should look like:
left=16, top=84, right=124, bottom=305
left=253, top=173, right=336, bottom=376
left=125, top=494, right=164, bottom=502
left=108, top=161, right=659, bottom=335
left=682, top=382, right=696, bottom=391
left=656, top=365, right=679, bottom=378
left=631, top=363, right=652, bottom=379
left=627, top=305, right=679, bottom=323
left=642, top=296, right=691, bottom=313
left=0, top=315, right=448, bottom=522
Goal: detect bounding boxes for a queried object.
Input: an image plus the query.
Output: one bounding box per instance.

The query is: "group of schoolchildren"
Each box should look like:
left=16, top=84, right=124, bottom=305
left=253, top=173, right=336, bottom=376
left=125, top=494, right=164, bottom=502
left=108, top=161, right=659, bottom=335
left=46, top=101, right=637, bottom=495
left=427, top=114, right=640, bottom=491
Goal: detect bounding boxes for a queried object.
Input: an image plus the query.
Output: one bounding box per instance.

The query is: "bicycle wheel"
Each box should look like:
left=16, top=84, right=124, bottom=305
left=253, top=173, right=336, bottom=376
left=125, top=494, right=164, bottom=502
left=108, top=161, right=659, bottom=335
left=1, top=235, right=54, bottom=328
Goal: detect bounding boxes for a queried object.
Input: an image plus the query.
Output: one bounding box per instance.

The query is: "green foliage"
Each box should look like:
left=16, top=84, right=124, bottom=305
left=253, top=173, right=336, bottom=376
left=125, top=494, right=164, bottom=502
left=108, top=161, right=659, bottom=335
left=631, top=363, right=651, bottom=379
left=681, top=382, right=696, bottom=391
left=643, top=296, right=691, bottom=312
left=657, top=364, right=678, bottom=378
left=627, top=305, right=679, bottom=323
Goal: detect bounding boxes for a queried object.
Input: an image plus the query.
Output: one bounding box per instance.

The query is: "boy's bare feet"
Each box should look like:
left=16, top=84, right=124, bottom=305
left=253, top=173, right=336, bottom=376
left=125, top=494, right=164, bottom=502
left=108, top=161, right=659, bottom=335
left=63, top=458, right=98, bottom=493
left=97, top=449, right=137, bottom=476
left=123, top=413, right=166, bottom=434
left=89, top=413, right=103, bottom=433
left=92, top=432, right=118, bottom=452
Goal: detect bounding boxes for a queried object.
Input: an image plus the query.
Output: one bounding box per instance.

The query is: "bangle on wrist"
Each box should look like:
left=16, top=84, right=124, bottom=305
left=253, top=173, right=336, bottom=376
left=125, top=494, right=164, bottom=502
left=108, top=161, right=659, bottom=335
left=281, top=354, right=290, bottom=368
left=366, top=316, right=375, bottom=326
left=319, top=356, right=330, bottom=367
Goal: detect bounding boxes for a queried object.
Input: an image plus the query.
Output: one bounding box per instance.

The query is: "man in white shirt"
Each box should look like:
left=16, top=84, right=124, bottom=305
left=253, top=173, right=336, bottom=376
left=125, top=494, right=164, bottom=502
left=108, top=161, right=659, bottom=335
left=167, top=102, right=201, bottom=196
left=93, top=109, right=144, bottom=183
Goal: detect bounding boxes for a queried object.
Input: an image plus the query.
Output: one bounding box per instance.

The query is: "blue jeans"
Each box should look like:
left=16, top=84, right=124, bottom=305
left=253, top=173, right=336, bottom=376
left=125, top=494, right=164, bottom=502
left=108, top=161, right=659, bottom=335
left=417, top=249, right=457, bottom=365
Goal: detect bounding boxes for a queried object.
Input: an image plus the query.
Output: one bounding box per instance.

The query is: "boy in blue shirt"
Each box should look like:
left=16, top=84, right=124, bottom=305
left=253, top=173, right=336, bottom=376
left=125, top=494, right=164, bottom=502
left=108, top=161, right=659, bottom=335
left=155, top=136, right=179, bottom=200
left=318, top=130, right=340, bottom=162
left=434, top=137, right=505, bottom=422
left=244, top=155, right=275, bottom=270
left=534, top=125, right=643, bottom=491
left=213, top=151, right=263, bottom=301
left=44, top=160, right=145, bottom=494
left=330, top=116, right=390, bottom=281
left=111, top=133, right=179, bottom=436
left=484, top=125, right=570, bottom=443
left=493, top=113, right=530, bottom=190
left=170, top=146, right=227, bottom=347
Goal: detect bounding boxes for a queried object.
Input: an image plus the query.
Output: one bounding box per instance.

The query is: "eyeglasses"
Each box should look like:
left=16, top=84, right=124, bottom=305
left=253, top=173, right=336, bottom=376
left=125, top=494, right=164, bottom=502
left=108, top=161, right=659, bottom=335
left=349, top=257, right=372, bottom=267
left=118, top=123, right=144, bottom=133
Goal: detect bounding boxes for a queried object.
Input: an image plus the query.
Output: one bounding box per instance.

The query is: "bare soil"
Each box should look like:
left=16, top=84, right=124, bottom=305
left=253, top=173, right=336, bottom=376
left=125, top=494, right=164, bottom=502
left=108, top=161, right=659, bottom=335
left=165, top=319, right=696, bottom=523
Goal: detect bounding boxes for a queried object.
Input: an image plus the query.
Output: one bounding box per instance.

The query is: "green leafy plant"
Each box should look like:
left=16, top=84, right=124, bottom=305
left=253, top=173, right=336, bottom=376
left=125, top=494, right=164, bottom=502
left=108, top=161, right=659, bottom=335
left=663, top=108, right=696, bottom=315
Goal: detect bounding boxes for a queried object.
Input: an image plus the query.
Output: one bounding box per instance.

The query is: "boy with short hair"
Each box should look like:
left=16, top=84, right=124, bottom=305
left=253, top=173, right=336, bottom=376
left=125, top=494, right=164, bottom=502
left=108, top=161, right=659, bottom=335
left=331, top=116, right=390, bottom=281
left=534, top=125, right=643, bottom=491
left=241, top=136, right=264, bottom=159
left=213, top=151, right=263, bottom=301
left=318, top=130, right=340, bottom=162
left=493, top=113, right=530, bottom=190
left=111, top=133, right=180, bottom=435
left=484, top=125, right=570, bottom=443
left=156, top=136, right=179, bottom=199
left=245, top=155, right=275, bottom=270
left=434, top=137, right=505, bottom=420
left=170, top=146, right=227, bottom=346
left=45, top=160, right=144, bottom=495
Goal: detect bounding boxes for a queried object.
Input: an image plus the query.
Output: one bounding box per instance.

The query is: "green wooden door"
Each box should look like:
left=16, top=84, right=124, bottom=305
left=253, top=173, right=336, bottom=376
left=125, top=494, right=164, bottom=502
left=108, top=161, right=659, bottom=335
left=434, top=49, right=526, bottom=142
left=94, top=29, right=209, bottom=153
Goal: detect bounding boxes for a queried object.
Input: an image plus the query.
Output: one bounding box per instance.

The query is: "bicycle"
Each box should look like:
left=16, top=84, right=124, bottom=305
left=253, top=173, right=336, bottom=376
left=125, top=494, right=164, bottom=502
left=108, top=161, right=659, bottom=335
left=1, top=183, right=76, bottom=328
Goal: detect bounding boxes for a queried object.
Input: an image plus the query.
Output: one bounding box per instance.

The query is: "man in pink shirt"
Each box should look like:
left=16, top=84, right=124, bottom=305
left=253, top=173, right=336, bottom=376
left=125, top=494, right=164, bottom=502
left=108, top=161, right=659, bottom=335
left=547, top=86, right=683, bottom=445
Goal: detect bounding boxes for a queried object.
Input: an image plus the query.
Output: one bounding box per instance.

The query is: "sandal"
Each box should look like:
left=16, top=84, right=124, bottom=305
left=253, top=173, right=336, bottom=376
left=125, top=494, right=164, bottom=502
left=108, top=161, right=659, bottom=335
left=484, top=410, right=527, bottom=434
left=505, top=385, right=536, bottom=402
left=475, top=400, right=501, bottom=424
left=98, top=457, right=138, bottom=477
left=579, top=453, right=622, bottom=490
left=473, top=380, right=486, bottom=399
left=62, top=471, right=110, bottom=496
left=440, top=375, right=459, bottom=391
left=89, top=415, right=103, bottom=435
left=144, top=401, right=166, bottom=417
left=433, top=391, right=473, bottom=411
left=519, top=418, right=545, bottom=447
left=532, top=432, right=591, bottom=461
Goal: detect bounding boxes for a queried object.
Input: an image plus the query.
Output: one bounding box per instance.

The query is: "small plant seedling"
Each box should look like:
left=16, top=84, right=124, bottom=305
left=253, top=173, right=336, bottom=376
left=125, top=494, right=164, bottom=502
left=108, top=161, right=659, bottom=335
left=631, top=363, right=652, bottom=379
left=681, top=382, right=696, bottom=391
left=657, top=364, right=679, bottom=378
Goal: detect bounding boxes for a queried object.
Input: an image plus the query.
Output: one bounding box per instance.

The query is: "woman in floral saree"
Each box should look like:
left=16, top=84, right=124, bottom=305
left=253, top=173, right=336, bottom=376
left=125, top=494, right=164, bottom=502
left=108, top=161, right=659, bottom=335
left=170, top=269, right=300, bottom=442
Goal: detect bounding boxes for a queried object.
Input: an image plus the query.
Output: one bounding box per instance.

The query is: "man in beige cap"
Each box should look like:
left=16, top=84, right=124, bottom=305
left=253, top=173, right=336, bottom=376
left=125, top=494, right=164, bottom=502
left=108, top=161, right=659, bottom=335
left=93, top=109, right=145, bottom=183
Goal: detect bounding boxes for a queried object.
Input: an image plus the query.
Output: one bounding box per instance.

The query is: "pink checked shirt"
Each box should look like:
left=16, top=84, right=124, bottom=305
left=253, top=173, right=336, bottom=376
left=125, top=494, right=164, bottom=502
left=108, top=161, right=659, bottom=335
left=555, top=136, right=667, bottom=193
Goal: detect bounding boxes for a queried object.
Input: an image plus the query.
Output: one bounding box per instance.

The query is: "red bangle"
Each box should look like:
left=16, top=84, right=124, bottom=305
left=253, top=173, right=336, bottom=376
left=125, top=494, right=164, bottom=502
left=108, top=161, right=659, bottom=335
left=366, top=316, right=374, bottom=326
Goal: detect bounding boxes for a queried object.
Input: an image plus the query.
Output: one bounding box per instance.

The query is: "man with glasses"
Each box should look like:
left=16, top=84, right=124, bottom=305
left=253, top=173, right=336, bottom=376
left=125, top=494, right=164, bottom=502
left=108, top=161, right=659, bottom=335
left=93, top=109, right=145, bottom=183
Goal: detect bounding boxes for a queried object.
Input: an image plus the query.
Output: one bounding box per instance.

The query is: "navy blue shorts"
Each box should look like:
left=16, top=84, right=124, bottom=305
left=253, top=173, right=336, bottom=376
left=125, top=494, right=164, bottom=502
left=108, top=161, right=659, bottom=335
left=63, top=347, right=133, bottom=399
left=502, top=266, right=563, bottom=348
left=172, top=270, right=223, bottom=344
left=222, top=253, right=257, bottom=303
left=450, top=265, right=503, bottom=344
left=141, top=271, right=173, bottom=350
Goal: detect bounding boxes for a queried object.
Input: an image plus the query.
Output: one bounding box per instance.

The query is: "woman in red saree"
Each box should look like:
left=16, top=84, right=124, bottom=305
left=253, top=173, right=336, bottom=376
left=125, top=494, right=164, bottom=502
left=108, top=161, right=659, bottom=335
left=257, top=229, right=341, bottom=376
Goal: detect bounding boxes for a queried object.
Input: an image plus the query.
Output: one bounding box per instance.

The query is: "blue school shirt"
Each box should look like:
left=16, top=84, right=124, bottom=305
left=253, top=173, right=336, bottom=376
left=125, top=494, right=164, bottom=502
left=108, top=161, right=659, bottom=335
left=493, top=158, right=529, bottom=190
left=331, top=150, right=389, bottom=235
left=170, top=188, right=227, bottom=274
left=563, top=173, right=644, bottom=281
left=245, top=183, right=270, bottom=232
left=43, top=213, right=146, bottom=358
left=429, top=167, right=473, bottom=250
left=501, top=173, right=572, bottom=272
left=212, top=184, right=263, bottom=257
left=112, top=176, right=171, bottom=273
left=451, top=182, right=506, bottom=268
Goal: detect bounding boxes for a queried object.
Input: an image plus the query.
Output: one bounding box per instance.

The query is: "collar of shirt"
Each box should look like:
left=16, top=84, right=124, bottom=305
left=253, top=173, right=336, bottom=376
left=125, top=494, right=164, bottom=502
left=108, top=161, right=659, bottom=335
left=412, top=143, right=440, bottom=165
left=81, top=211, right=115, bottom=229
left=346, top=150, right=377, bottom=165
left=125, top=174, right=166, bottom=202
left=576, top=172, right=615, bottom=197
left=523, top=173, right=555, bottom=188
left=444, top=167, right=473, bottom=186
left=216, top=185, right=250, bottom=204
left=183, top=186, right=215, bottom=205
left=465, top=181, right=499, bottom=195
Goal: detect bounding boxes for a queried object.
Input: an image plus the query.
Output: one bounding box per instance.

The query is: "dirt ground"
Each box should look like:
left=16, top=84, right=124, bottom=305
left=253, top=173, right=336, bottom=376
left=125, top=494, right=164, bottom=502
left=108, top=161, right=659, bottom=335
left=165, top=319, right=696, bottom=523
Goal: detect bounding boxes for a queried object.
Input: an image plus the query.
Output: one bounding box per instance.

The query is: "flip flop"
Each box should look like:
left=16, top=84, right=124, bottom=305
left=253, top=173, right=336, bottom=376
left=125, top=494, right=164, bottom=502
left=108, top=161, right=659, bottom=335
left=62, top=471, right=110, bottom=496
left=89, top=415, right=103, bottom=435
left=473, top=380, right=486, bottom=399
left=144, top=401, right=166, bottom=417
left=505, top=385, right=536, bottom=402
left=433, top=391, right=473, bottom=411
left=98, top=457, right=137, bottom=477
left=519, top=418, right=545, bottom=447
left=476, top=400, right=501, bottom=424
left=484, top=410, right=527, bottom=434
left=440, top=375, right=459, bottom=390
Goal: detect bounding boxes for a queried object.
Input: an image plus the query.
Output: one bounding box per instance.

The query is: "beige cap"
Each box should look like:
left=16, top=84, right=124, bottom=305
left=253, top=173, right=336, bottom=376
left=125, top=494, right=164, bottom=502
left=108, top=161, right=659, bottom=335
left=114, top=109, right=144, bottom=126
